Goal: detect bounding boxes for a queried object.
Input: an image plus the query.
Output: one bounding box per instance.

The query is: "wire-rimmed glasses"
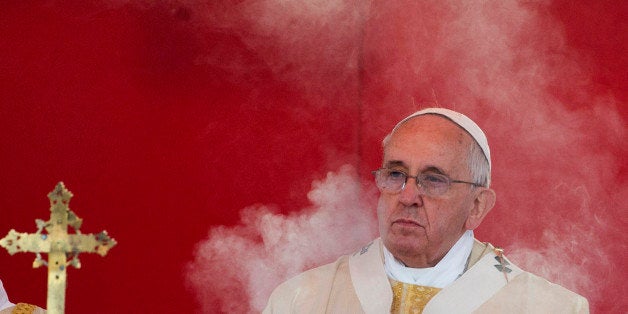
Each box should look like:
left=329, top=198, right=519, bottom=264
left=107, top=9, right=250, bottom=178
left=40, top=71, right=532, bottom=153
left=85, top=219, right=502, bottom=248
left=372, top=168, right=482, bottom=196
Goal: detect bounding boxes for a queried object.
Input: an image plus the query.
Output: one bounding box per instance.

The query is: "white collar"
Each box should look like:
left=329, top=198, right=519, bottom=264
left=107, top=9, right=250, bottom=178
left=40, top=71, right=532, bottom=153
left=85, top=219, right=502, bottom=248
left=383, top=230, right=474, bottom=288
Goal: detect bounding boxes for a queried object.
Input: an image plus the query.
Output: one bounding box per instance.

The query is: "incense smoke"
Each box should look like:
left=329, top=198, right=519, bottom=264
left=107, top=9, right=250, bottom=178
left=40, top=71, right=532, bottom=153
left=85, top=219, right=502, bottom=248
left=360, top=2, right=625, bottom=311
left=185, top=166, right=377, bottom=312
left=184, top=0, right=625, bottom=312
left=190, top=0, right=365, bottom=108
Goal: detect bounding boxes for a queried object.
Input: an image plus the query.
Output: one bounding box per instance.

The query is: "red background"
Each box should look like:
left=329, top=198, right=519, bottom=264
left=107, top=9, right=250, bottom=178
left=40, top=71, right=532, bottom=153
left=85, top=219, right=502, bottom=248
left=0, top=1, right=625, bottom=313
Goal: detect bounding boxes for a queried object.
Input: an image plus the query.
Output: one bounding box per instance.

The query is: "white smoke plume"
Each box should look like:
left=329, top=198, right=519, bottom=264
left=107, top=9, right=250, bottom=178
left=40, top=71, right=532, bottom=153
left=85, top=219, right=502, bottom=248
left=185, top=165, right=377, bottom=313
left=404, top=0, right=621, bottom=305
left=189, top=0, right=366, bottom=107
left=362, top=2, right=625, bottom=310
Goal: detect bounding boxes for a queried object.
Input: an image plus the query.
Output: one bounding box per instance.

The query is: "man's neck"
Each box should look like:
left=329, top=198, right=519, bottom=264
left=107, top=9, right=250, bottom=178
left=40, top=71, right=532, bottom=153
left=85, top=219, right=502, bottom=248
left=383, top=230, right=474, bottom=288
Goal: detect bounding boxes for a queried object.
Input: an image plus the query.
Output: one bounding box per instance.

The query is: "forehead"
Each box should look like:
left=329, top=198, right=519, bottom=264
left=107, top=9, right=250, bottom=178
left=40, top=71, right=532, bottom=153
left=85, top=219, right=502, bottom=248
left=383, top=115, right=472, bottom=172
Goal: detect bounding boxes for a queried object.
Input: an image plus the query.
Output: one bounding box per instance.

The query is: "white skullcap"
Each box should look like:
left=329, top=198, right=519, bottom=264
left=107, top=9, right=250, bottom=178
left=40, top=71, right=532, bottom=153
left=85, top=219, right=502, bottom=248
left=390, top=108, right=491, bottom=172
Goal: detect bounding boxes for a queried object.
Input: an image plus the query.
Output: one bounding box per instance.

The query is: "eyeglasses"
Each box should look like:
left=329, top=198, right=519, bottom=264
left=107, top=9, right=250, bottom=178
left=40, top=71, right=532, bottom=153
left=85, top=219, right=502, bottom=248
left=372, top=168, right=482, bottom=196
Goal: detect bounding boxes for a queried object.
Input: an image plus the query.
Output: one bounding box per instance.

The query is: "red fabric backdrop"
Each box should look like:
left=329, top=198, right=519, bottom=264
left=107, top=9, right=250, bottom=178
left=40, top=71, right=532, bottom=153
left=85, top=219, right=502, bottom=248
left=0, top=1, right=625, bottom=313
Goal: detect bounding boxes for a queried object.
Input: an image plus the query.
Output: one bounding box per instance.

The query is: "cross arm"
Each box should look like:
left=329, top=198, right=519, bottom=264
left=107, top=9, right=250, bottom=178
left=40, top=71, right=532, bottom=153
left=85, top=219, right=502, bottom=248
left=0, top=229, right=51, bottom=255
left=68, top=231, right=117, bottom=257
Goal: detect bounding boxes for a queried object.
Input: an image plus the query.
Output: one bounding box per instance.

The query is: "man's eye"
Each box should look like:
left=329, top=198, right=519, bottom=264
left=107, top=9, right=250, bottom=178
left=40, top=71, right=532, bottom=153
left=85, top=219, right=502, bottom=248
left=388, top=171, right=406, bottom=179
left=422, top=174, right=448, bottom=184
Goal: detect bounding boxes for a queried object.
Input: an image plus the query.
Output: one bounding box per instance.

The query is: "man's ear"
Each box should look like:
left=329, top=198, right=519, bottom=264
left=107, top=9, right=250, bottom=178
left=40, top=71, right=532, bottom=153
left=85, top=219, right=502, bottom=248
left=465, top=188, right=496, bottom=230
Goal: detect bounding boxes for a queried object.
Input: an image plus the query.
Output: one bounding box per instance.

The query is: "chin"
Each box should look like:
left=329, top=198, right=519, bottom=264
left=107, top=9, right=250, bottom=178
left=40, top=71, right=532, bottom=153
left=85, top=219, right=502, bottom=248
left=385, top=234, right=425, bottom=256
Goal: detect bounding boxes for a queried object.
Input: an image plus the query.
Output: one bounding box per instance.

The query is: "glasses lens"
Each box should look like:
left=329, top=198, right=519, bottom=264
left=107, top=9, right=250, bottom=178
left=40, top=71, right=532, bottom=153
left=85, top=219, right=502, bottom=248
left=375, top=169, right=406, bottom=192
left=418, top=173, right=450, bottom=195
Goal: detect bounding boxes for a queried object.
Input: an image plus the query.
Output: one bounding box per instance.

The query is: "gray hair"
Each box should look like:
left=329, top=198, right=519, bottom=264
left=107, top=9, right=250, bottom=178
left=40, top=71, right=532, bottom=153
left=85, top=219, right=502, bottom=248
left=467, top=140, right=490, bottom=187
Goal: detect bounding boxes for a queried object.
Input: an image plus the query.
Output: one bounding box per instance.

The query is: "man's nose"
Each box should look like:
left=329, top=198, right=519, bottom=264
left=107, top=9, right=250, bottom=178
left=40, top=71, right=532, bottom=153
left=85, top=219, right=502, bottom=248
left=398, top=178, right=424, bottom=207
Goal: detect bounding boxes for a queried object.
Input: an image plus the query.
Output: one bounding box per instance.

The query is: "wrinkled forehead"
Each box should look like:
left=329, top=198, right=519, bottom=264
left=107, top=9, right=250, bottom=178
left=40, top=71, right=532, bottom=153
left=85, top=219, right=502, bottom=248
left=389, top=114, right=471, bottom=143
left=384, top=115, right=473, bottom=162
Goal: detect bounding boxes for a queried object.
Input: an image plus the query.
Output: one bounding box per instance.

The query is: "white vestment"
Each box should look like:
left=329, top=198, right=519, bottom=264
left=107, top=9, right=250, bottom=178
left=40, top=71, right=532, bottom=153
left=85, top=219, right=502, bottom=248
left=264, top=238, right=589, bottom=313
left=0, top=280, right=13, bottom=311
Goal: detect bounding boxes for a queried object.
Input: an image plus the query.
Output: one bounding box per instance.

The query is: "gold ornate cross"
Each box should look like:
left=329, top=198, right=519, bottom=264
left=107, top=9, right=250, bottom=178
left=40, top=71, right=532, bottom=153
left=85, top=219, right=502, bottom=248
left=0, top=182, right=117, bottom=314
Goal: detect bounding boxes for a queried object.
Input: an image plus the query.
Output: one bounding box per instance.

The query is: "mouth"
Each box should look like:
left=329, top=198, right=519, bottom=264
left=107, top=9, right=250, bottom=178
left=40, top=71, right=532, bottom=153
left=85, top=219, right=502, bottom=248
left=392, top=218, right=422, bottom=228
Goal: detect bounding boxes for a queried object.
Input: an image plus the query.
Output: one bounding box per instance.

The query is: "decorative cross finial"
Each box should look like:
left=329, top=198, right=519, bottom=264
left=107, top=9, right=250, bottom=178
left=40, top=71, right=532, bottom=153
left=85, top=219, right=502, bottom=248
left=0, top=182, right=117, bottom=314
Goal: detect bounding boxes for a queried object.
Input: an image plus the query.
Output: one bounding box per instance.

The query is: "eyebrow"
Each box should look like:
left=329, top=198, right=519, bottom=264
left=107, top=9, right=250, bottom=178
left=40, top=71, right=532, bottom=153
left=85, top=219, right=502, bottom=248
left=383, top=160, right=408, bottom=169
left=422, top=166, right=447, bottom=175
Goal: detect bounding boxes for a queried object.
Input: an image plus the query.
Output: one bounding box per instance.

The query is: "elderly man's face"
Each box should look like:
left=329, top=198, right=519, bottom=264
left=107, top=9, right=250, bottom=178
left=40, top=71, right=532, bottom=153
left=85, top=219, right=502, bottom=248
left=377, top=115, right=479, bottom=268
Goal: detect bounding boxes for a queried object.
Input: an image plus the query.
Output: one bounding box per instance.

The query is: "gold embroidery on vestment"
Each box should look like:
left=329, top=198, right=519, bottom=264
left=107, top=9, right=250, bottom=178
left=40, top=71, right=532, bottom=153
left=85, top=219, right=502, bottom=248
left=389, top=278, right=441, bottom=313
left=11, top=303, right=36, bottom=314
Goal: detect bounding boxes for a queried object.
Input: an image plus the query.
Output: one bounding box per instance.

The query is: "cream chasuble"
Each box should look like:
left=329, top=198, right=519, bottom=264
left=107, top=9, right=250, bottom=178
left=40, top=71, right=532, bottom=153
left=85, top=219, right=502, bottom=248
left=264, top=238, right=589, bottom=313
